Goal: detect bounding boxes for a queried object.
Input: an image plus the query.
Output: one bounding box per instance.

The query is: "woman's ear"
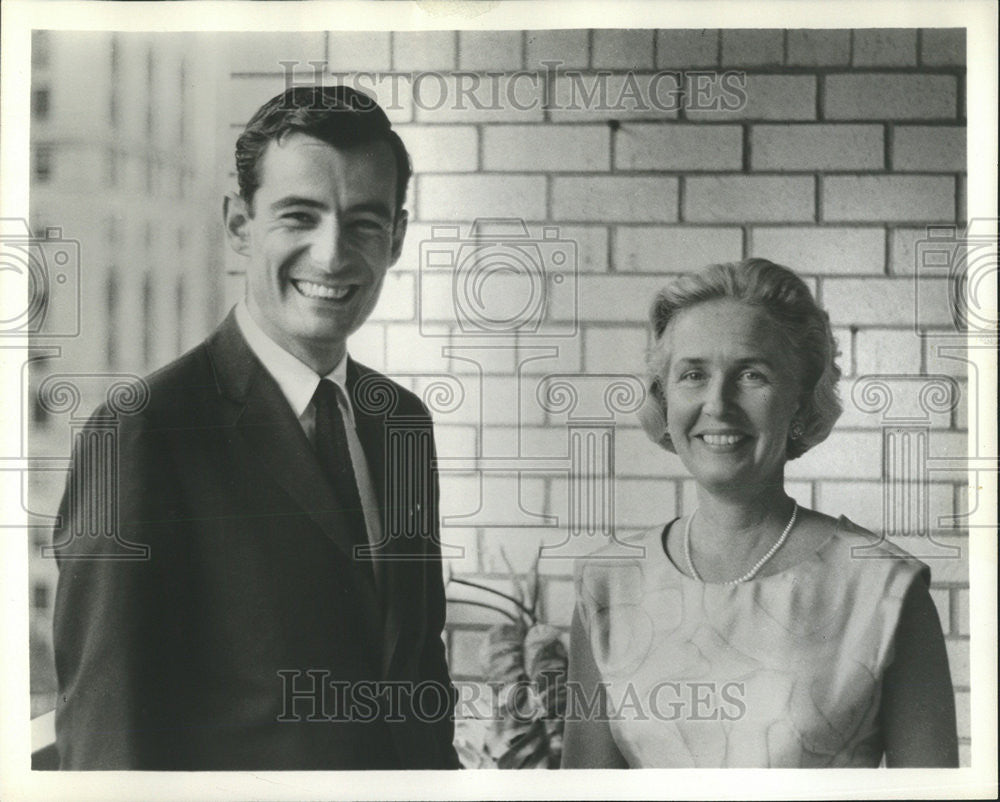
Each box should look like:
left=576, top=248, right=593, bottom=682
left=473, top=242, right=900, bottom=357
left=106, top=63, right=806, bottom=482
left=223, top=193, right=252, bottom=256
left=637, top=378, right=670, bottom=448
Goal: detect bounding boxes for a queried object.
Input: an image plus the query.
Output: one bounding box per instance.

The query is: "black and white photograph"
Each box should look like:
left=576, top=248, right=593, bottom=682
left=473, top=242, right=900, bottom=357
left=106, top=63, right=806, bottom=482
left=1, top=0, right=996, bottom=799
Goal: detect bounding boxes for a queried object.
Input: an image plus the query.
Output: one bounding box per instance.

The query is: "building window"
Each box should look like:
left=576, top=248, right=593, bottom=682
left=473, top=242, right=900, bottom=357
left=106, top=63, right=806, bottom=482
left=32, top=87, right=50, bottom=120
left=33, top=145, right=53, bottom=183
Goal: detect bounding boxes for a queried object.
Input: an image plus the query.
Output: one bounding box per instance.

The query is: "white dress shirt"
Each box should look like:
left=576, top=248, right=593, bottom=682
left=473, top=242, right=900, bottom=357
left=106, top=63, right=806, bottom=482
left=234, top=301, right=384, bottom=555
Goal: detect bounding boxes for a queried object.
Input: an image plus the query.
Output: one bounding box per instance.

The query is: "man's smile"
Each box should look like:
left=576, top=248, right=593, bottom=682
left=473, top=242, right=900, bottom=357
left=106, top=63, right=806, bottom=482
left=291, top=279, right=359, bottom=301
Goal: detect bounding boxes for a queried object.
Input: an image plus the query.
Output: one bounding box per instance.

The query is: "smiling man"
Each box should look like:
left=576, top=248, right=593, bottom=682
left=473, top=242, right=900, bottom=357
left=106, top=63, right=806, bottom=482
left=52, top=86, right=461, bottom=770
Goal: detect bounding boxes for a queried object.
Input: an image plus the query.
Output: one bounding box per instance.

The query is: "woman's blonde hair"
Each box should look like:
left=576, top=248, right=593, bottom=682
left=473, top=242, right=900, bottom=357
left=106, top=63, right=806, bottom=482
left=639, top=258, right=842, bottom=460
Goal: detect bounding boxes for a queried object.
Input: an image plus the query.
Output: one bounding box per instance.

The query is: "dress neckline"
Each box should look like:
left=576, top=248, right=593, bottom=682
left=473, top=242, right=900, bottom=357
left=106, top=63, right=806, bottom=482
left=658, top=515, right=843, bottom=587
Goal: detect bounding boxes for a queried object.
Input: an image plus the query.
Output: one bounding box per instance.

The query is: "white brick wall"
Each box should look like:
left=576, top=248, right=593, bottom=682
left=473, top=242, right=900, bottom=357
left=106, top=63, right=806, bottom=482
left=893, top=125, right=966, bottom=171
left=751, top=124, right=883, bottom=171
left=616, top=123, right=742, bottom=170
left=222, top=27, right=970, bottom=753
left=484, top=124, right=610, bottom=171
left=825, top=74, right=957, bottom=119
left=786, top=30, right=850, bottom=66
left=721, top=30, right=785, bottom=67
left=686, top=175, right=815, bottom=222
left=853, top=29, right=918, bottom=67
left=687, top=74, right=816, bottom=120
left=823, top=176, right=956, bottom=222
left=553, top=176, right=679, bottom=222
left=751, top=227, right=885, bottom=274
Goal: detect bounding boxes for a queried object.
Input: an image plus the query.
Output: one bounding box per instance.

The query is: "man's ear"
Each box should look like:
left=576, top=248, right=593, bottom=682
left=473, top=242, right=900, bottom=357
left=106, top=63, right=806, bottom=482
left=223, top=193, right=252, bottom=256
left=389, top=209, right=408, bottom=266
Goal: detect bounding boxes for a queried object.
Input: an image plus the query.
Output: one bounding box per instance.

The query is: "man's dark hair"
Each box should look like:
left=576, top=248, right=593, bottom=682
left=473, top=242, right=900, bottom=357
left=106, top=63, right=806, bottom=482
left=235, top=85, right=411, bottom=215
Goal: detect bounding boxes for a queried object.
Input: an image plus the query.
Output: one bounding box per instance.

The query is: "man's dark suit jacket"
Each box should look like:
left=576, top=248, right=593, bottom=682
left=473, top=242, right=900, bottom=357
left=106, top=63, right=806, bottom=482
left=52, top=311, right=460, bottom=770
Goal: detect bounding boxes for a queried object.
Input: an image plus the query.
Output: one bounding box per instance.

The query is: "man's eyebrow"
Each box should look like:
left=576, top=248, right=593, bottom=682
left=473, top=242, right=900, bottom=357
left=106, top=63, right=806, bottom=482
left=268, top=197, right=393, bottom=220
left=269, top=196, right=328, bottom=213
left=345, top=201, right=394, bottom=220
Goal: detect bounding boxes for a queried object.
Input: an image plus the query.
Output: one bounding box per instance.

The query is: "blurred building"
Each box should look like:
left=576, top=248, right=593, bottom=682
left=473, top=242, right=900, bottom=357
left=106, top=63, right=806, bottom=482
left=28, top=30, right=228, bottom=714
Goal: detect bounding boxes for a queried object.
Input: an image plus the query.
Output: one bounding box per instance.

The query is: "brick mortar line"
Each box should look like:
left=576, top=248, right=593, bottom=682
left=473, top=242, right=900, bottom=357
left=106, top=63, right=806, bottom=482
left=227, top=67, right=968, bottom=79
left=416, top=170, right=958, bottom=178
left=381, top=221, right=911, bottom=229
left=226, top=118, right=963, bottom=128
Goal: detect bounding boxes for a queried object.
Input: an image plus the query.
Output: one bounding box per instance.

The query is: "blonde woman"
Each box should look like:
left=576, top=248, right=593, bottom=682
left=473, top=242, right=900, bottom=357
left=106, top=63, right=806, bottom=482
left=562, top=259, right=957, bottom=768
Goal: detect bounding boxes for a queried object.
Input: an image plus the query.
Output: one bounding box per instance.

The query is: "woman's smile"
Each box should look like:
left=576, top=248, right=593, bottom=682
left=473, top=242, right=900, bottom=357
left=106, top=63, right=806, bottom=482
left=659, top=298, right=802, bottom=493
left=696, top=431, right=751, bottom=450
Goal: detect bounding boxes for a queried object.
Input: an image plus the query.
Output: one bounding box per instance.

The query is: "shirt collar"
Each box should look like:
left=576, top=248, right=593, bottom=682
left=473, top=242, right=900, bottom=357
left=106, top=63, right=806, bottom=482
left=234, top=300, right=351, bottom=421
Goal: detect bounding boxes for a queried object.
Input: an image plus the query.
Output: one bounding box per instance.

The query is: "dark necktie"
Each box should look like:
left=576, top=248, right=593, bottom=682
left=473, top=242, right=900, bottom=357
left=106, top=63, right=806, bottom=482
left=311, top=378, right=371, bottom=574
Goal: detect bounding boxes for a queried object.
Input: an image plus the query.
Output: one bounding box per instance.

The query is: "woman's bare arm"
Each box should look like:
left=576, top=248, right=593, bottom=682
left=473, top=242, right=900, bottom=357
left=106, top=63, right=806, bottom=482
left=881, top=577, right=959, bottom=767
left=561, top=607, right=628, bottom=768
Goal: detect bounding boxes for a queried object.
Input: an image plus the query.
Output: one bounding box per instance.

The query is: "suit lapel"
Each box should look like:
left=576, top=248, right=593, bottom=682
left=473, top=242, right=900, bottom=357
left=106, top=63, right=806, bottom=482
left=206, top=313, right=381, bottom=628
left=349, top=361, right=388, bottom=595
left=347, top=360, right=425, bottom=678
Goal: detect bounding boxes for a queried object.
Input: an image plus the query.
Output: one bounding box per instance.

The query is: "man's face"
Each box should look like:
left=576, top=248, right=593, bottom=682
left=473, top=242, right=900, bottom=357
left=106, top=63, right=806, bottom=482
left=227, top=132, right=406, bottom=371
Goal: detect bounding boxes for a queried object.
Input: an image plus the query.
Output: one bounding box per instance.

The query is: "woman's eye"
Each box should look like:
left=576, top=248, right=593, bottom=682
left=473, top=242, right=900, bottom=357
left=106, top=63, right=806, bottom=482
left=281, top=212, right=314, bottom=226
left=739, top=370, right=767, bottom=382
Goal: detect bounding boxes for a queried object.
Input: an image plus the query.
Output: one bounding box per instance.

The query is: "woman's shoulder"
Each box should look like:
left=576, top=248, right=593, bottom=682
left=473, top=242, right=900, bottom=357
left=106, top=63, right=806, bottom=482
left=807, top=511, right=931, bottom=587
left=573, top=525, right=665, bottom=569
left=571, top=525, right=667, bottom=595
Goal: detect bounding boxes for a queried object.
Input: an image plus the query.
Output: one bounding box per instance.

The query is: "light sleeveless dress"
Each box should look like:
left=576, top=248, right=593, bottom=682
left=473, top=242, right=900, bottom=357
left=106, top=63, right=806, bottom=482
left=573, top=516, right=929, bottom=768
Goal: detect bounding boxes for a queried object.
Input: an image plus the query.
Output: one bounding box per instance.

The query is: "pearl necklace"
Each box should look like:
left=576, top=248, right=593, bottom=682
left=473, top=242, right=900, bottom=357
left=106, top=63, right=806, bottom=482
left=684, top=502, right=798, bottom=585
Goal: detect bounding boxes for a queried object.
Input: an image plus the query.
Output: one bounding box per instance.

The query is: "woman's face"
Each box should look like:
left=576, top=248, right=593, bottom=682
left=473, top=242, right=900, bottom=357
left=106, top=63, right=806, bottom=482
left=660, top=299, right=803, bottom=495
